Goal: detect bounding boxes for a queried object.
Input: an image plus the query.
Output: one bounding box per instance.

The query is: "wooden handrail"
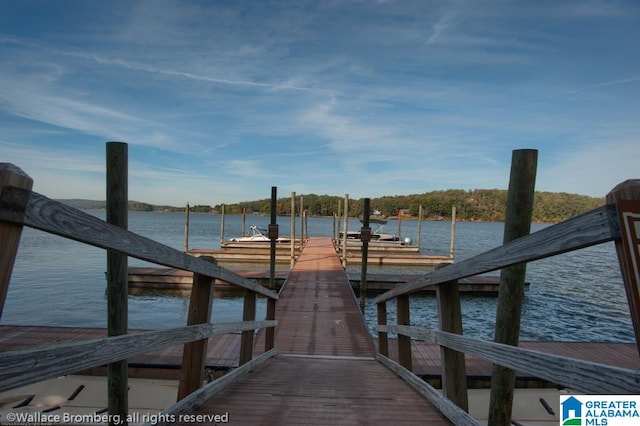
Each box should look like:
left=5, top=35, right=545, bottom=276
left=0, top=158, right=280, bottom=415
left=375, top=204, right=619, bottom=303
left=0, top=186, right=278, bottom=300
left=0, top=320, right=276, bottom=393
left=377, top=354, right=480, bottom=426
left=378, top=324, right=640, bottom=394
left=148, top=348, right=278, bottom=426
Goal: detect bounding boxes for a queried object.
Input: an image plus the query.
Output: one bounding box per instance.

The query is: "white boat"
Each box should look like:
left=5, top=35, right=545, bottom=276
left=339, top=219, right=400, bottom=242
left=230, top=226, right=291, bottom=243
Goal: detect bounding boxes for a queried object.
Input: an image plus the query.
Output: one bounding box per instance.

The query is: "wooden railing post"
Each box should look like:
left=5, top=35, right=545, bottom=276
left=106, top=142, right=129, bottom=425
left=436, top=273, right=468, bottom=411
left=606, top=180, right=640, bottom=357
left=240, top=290, right=257, bottom=365
left=177, top=267, right=214, bottom=400
left=377, top=302, right=388, bottom=357
left=488, top=149, right=537, bottom=426
left=397, top=294, right=412, bottom=370
left=265, top=297, right=276, bottom=351
left=0, top=163, right=33, bottom=319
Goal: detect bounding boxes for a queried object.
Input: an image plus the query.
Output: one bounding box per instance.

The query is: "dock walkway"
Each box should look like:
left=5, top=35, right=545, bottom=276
left=184, top=237, right=451, bottom=424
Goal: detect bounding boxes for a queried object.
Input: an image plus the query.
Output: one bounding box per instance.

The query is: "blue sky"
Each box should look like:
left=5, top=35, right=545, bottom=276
left=1, top=0, right=639, bottom=205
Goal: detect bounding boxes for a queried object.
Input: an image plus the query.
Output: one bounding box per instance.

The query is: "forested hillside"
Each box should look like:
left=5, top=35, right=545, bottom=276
left=59, top=189, right=603, bottom=223
left=215, top=190, right=604, bottom=223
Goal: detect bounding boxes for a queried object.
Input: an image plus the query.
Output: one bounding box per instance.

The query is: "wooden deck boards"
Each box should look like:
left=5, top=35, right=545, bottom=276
left=256, top=237, right=376, bottom=357
left=177, top=356, right=451, bottom=425
left=192, top=237, right=446, bottom=423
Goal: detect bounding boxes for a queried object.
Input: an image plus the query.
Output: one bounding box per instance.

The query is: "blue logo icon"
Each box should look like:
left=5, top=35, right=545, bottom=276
left=562, top=396, right=583, bottom=425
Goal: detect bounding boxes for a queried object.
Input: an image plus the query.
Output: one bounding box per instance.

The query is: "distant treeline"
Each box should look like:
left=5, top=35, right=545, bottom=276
left=214, top=190, right=604, bottom=223
left=58, top=189, right=604, bottom=223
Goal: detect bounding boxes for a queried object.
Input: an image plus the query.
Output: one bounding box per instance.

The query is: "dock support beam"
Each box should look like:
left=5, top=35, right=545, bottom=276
left=0, top=163, right=33, bottom=320
left=488, top=149, right=537, bottom=426
left=106, top=142, right=129, bottom=425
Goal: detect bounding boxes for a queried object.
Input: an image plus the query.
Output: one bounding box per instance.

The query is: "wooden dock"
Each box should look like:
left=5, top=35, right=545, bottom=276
left=2, top=324, right=635, bottom=383
left=2, top=237, right=638, bottom=424
left=4, top=149, right=640, bottom=425
left=183, top=237, right=451, bottom=424
left=128, top=269, right=513, bottom=294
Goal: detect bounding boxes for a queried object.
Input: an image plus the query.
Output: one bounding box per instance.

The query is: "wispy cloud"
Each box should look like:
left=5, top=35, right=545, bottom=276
left=1, top=1, right=638, bottom=204
left=563, top=75, right=640, bottom=95
left=426, top=13, right=455, bottom=45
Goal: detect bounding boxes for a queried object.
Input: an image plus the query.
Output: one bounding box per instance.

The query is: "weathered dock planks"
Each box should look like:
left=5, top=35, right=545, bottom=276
left=176, top=356, right=451, bottom=425
left=256, top=237, right=376, bottom=357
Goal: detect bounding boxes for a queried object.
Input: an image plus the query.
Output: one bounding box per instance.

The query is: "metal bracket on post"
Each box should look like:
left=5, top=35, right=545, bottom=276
left=268, top=223, right=279, bottom=240
left=360, top=226, right=371, bottom=243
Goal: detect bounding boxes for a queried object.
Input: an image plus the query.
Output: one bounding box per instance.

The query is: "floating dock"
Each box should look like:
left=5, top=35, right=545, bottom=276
left=128, top=268, right=518, bottom=294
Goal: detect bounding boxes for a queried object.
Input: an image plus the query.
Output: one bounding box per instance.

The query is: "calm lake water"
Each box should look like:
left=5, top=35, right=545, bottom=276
left=2, top=211, right=635, bottom=343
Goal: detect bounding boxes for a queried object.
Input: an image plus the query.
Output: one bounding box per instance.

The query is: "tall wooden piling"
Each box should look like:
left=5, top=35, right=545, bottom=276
left=336, top=200, right=341, bottom=241
left=0, top=163, right=33, bottom=319
left=449, top=206, right=457, bottom=259
left=184, top=203, right=190, bottom=252
left=220, top=204, right=225, bottom=245
left=606, top=180, right=640, bottom=356
left=265, top=187, right=279, bottom=351
left=106, top=142, right=129, bottom=425
left=488, top=149, right=538, bottom=426
left=342, top=194, right=349, bottom=268
left=359, top=198, right=371, bottom=312
left=291, top=192, right=296, bottom=268
left=269, top=187, right=277, bottom=290
left=242, top=208, right=247, bottom=237
left=417, top=205, right=423, bottom=250
left=299, top=196, right=304, bottom=242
